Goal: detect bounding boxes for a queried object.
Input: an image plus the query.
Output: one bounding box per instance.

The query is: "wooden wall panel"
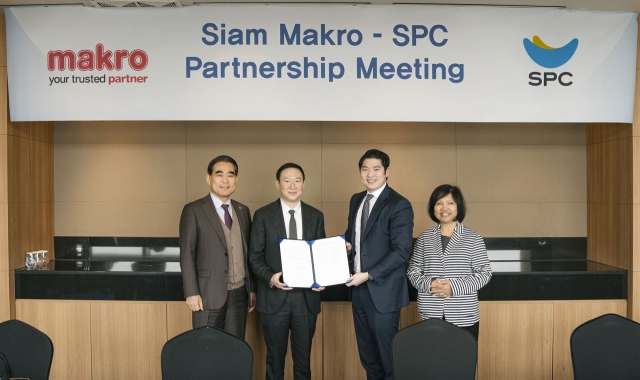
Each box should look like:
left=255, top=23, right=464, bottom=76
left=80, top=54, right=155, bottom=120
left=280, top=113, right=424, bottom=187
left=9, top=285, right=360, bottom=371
left=587, top=123, right=630, bottom=145
left=54, top=144, right=186, bottom=202
left=458, top=144, right=586, bottom=203
left=634, top=68, right=640, bottom=136
left=16, top=300, right=92, bottom=380
left=187, top=121, right=321, bottom=144
left=55, top=122, right=588, bottom=238
left=587, top=202, right=633, bottom=269
left=634, top=138, right=640, bottom=205
left=399, top=302, right=420, bottom=329
left=186, top=144, right=322, bottom=204
left=0, top=135, right=6, bottom=204
left=0, top=202, right=7, bottom=271
left=91, top=302, right=166, bottom=380
left=552, top=300, right=627, bottom=380
left=458, top=123, right=585, bottom=145
left=0, top=14, right=5, bottom=68
left=8, top=122, right=54, bottom=143
left=166, top=301, right=191, bottom=340
left=322, top=122, right=454, bottom=144
left=635, top=203, right=640, bottom=270
left=322, top=302, right=366, bottom=380
left=467, top=202, right=586, bottom=238
left=478, top=302, right=554, bottom=380
left=0, top=270, right=9, bottom=322
left=55, top=200, right=184, bottom=237
left=586, top=136, right=633, bottom=204
left=7, top=135, right=32, bottom=203
left=54, top=121, right=186, bottom=144
left=321, top=144, right=457, bottom=204
left=0, top=68, right=6, bottom=136
left=8, top=201, right=54, bottom=269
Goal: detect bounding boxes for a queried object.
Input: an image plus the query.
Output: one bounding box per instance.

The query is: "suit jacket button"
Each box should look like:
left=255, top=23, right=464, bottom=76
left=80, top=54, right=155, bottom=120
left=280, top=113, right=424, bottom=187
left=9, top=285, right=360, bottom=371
left=225, top=253, right=228, bottom=256
left=224, top=270, right=228, bottom=274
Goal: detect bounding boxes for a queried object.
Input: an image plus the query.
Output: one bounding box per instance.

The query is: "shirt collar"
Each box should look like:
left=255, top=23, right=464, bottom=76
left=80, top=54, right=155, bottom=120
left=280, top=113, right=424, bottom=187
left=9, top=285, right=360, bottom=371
left=280, top=198, right=302, bottom=214
left=367, top=183, right=387, bottom=198
left=210, top=192, right=231, bottom=209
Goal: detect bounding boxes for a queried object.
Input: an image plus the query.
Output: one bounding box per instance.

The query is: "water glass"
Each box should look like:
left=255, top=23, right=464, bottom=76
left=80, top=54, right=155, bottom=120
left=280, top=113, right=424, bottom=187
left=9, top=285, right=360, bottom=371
left=24, top=252, right=37, bottom=269
left=39, top=250, right=49, bottom=268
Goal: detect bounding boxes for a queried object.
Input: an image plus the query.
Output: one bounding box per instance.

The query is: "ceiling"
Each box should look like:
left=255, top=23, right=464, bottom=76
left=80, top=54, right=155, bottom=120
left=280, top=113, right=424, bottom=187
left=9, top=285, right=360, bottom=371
left=0, top=0, right=639, bottom=12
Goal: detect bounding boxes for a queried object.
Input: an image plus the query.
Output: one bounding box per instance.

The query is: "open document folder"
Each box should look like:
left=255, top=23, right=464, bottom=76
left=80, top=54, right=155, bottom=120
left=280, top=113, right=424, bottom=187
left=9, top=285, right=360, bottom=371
left=279, top=236, right=351, bottom=288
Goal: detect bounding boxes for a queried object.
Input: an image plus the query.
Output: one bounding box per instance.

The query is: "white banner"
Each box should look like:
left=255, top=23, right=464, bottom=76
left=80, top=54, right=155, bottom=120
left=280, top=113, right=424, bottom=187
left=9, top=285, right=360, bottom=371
left=5, top=5, right=638, bottom=122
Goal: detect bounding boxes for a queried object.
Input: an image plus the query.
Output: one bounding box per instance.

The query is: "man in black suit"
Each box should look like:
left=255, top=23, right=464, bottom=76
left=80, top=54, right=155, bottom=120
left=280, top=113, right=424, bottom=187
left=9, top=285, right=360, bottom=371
left=249, top=163, right=326, bottom=380
left=345, top=149, right=414, bottom=380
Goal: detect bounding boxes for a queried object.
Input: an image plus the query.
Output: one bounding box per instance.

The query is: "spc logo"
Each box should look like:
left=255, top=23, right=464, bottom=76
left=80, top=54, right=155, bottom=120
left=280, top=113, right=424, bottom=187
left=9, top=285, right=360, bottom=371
left=524, top=35, right=578, bottom=87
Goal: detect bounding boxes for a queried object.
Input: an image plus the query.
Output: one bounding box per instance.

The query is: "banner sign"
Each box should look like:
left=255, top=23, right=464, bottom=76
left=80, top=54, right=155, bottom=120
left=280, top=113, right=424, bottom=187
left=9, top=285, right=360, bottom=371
left=5, top=5, right=638, bottom=122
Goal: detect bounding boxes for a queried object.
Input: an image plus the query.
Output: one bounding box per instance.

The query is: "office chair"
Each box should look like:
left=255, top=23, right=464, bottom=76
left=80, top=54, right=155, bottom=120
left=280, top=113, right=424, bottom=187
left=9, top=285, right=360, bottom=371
left=571, top=313, right=640, bottom=380
left=161, top=326, right=253, bottom=380
left=0, top=319, right=54, bottom=380
left=392, top=318, right=477, bottom=380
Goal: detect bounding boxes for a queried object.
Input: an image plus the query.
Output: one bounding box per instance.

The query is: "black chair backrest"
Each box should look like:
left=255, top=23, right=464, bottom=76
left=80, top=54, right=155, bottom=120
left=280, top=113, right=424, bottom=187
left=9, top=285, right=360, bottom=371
left=0, top=319, right=54, bottom=380
left=571, top=313, right=640, bottom=380
left=392, top=318, right=477, bottom=380
left=161, top=326, right=253, bottom=380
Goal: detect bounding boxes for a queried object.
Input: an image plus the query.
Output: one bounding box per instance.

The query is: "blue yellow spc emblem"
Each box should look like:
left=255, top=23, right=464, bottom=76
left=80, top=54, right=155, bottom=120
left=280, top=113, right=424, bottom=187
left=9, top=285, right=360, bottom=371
left=523, top=36, right=579, bottom=69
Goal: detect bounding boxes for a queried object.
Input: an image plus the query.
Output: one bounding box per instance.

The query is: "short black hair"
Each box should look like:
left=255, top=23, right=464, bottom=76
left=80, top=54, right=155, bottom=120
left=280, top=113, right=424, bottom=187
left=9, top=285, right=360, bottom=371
left=428, top=184, right=467, bottom=223
left=207, top=155, right=238, bottom=175
left=276, top=163, right=305, bottom=181
left=358, top=149, right=390, bottom=171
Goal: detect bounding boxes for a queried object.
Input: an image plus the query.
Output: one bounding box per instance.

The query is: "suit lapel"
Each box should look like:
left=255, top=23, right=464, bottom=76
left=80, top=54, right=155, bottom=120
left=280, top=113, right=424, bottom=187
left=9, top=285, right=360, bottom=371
left=435, top=224, right=444, bottom=256
left=231, top=200, right=247, bottom=252
left=301, top=202, right=313, bottom=241
left=201, top=195, right=227, bottom=248
left=362, top=185, right=390, bottom=241
left=268, top=200, right=287, bottom=239
left=442, top=222, right=463, bottom=256
left=231, top=200, right=246, bottom=233
left=350, top=192, right=366, bottom=243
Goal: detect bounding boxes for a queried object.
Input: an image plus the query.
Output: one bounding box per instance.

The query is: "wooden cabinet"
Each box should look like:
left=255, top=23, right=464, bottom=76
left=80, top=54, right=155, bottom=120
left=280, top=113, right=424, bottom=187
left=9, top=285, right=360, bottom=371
left=15, top=299, right=627, bottom=380
left=16, top=300, right=91, bottom=380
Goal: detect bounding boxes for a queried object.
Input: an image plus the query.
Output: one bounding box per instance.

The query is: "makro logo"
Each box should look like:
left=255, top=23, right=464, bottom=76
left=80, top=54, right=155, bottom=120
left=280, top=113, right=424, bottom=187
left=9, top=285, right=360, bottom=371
left=47, top=44, right=149, bottom=86
left=523, top=35, right=579, bottom=87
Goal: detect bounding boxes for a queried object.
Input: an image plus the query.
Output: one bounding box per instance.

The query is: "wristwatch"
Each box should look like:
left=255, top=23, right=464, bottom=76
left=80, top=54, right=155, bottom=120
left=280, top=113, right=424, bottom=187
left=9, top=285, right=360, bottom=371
left=367, top=273, right=373, bottom=282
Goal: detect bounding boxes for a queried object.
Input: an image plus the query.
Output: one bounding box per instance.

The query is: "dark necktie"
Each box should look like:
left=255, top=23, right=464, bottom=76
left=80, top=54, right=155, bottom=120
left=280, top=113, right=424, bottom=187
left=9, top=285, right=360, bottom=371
left=360, top=194, right=374, bottom=246
left=221, top=204, right=232, bottom=230
left=289, top=209, right=297, bottom=239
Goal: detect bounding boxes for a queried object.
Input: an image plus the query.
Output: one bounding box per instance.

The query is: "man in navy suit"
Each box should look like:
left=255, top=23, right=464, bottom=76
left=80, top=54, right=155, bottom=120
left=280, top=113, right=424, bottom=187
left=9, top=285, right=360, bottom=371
left=345, top=149, right=414, bottom=380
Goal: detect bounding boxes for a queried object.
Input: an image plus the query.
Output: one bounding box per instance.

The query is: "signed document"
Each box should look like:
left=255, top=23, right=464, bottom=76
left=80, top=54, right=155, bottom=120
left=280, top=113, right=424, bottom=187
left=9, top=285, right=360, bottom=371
left=280, top=236, right=350, bottom=288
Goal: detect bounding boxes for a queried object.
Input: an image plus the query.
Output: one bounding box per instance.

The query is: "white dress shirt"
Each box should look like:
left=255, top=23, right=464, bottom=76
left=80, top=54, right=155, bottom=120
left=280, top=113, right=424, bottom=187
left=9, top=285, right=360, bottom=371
left=281, top=199, right=303, bottom=240
left=354, top=183, right=386, bottom=273
left=210, top=192, right=232, bottom=221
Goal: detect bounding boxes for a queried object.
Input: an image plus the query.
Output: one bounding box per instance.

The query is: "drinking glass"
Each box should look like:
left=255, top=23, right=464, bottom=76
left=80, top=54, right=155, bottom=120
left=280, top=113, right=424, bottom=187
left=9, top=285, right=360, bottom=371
left=24, top=252, right=37, bottom=269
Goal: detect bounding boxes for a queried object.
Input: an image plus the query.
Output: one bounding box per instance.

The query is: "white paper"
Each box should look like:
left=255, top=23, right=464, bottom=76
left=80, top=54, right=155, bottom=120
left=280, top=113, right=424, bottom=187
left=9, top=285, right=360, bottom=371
left=280, top=239, right=315, bottom=288
left=310, top=236, right=351, bottom=287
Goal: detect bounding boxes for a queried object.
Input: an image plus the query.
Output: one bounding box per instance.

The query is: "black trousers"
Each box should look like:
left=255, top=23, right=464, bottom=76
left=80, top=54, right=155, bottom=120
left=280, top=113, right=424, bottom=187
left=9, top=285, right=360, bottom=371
left=459, top=322, right=480, bottom=341
left=442, top=313, right=480, bottom=341
left=260, top=289, right=317, bottom=380
left=352, top=283, right=400, bottom=380
left=192, top=287, right=248, bottom=339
